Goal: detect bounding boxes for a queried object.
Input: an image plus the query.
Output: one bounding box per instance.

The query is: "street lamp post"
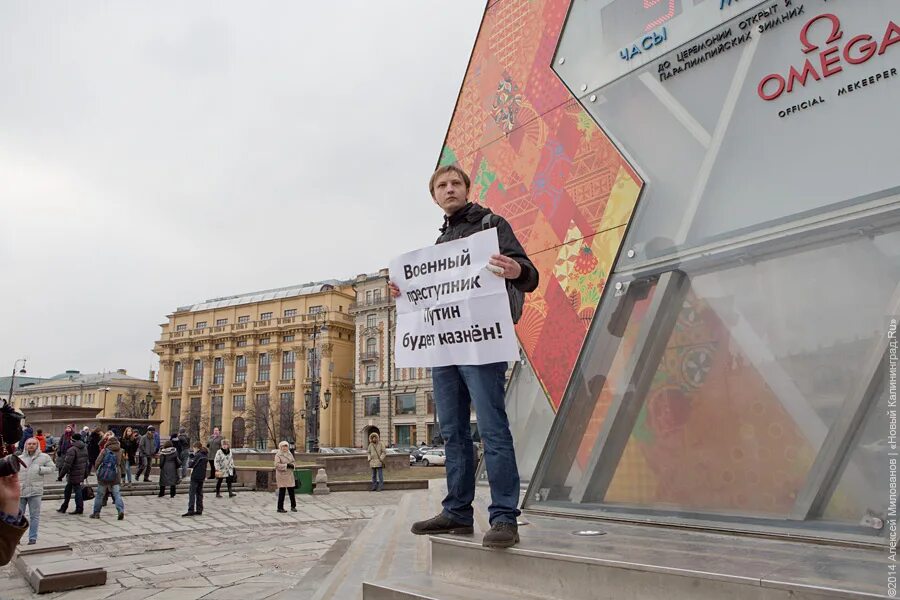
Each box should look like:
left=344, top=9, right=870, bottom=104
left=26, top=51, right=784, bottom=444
left=140, top=392, right=157, bottom=419
left=100, top=387, right=111, bottom=410
left=5, top=359, right=27, bottom=406
left=304, top=312, right=329, bottom=453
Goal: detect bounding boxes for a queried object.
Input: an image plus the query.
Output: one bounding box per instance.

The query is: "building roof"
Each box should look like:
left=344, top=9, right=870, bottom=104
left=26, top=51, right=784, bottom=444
left=14, top=371, right=151, bottom=392
left=176, top=280, right=350, bottom=313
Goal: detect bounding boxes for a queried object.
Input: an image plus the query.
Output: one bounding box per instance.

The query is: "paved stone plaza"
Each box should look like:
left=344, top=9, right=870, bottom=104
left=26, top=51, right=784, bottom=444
left=0, top=488, right=426, bottom=600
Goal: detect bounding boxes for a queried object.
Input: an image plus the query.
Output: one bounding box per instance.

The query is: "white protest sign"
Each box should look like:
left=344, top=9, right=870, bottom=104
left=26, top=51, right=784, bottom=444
left=390, top=229, right=518, bottom=367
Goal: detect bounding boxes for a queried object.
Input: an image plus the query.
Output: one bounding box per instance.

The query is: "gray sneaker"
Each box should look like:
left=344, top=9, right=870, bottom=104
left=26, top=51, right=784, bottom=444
left=482, top=522, right=519, bottom=548
left=411, top=513, right=474, bottom=535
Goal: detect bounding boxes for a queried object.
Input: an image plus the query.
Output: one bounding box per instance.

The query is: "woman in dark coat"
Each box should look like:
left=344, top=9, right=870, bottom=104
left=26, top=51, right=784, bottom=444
left=157, top=440, right=181, bottom=498
left=121, top=428, right=139, bottom=487
left=86, top=427, right=102, bottom=476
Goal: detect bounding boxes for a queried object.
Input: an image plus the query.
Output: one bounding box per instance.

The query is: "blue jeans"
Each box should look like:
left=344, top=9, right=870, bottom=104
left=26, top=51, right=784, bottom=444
left=19, top=496, right=41, bottom=542
left=93, top=484, right=124, bottom=515
left=371, top=467, right=384, bottom=490
left=124, top=459, right=133, bottom=483
left=433, top=361, right=520, bottom=526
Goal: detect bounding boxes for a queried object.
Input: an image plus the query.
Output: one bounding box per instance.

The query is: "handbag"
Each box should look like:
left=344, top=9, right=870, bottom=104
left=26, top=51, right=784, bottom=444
left=215, top=470, right=223, bottom=478
left=82, top=485, right=95, bottom=500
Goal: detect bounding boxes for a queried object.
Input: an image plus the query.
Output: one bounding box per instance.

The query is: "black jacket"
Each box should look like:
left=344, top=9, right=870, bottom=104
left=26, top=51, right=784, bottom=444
left=436, top=202, right=539, bottom=295
left=189, top=448, right=208, bottom=483
left=121, top=436, right=138, bottom=463
left=60, top=440, right=90, bottom=485
left=158, top=446, right=181, bottom=487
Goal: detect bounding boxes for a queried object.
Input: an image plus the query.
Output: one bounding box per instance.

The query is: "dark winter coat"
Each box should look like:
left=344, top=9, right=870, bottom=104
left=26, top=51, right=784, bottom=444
left=121, top=436, right=138, bottom=463
left=177, top=432, right=190, bottom=454
left=17, top=426, right=34, bottom=451
left=207, top=434, right=223, bottom=458
left=94, top=439, right=125, bottom=485
left=60, top=439, right=90, bottom=485
left=158, top=446, right=181, bottom=487
left=188, top=448, right=208, bottom=483
left=87, top=432, right=102, bottom=466
left=435, top=202, right=539, bottom=298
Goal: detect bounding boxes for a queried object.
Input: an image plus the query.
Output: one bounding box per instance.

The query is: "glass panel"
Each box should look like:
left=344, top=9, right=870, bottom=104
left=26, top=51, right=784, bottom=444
left=531, top=225, right=900, bottom=533
left=822, top=380, right=890, bottom=526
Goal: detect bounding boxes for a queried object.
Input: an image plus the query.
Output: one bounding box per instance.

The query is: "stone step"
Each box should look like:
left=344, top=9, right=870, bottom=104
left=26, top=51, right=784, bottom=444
left=327, top=480, right=429, bottom=492
left=14, top=543, right=106, bottom=594
left=363, top=573, right=545, bottom=600
left=42, top=482, right=251, bottom=501
left=425, top=515, right=884, bottom=600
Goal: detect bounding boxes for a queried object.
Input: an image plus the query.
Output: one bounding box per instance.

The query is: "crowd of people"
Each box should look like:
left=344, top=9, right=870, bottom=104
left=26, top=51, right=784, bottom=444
left=0, top=422, right=255, bottom=561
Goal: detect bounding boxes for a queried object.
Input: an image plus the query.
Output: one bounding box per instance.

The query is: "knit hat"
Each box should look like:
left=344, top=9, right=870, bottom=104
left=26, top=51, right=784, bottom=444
left=72, top=433, right=82, bottom=441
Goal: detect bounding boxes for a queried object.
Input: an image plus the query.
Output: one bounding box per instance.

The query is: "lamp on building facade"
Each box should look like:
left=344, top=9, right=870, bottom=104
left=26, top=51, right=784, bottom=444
left=305, top=311, right=328, bottom=453
left=5, top=358, right=27, bottom=405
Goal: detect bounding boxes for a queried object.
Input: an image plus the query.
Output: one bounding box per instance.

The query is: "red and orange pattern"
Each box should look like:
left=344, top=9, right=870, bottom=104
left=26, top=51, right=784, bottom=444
left=440, top=0, right=642, bottom=409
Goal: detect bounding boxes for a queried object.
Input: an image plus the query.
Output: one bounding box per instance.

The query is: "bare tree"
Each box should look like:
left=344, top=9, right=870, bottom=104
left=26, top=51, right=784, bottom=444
left=243, top=393, right=277, bottom=449
left=115, top=386, right=149, bottom=419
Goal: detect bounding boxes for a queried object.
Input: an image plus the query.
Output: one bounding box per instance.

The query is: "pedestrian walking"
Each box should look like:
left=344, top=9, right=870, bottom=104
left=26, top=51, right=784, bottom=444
left=120, top=427, right=138, bottom=487
left=89, top=437, right=125, bottom=520
left=213, top=439, right=236, bottom=498
left=17, top=437, right=55, bottom=544
left=34, top=429, right=47, bottom=452
left=137, top=427, right=156, bottom=482
left=182, top=442, right=207, bottom=517
left=86, top=427, right=102, bottom=477
left=57, top=433, right=89, bottom=515
left=399, top=164, right=538, bottom=549
left=367, top=432, right=386, bottom=492
left=274, top=441, right=296, bottom=513
left=177, top=427, right=190, bottom=478
left=55, top=424, right=75, bottom=481
left=206, top=427, right=223, bottom=479
left=157, top=440, right=181, bottom=498
left=17, top=423, right=34, bottom=452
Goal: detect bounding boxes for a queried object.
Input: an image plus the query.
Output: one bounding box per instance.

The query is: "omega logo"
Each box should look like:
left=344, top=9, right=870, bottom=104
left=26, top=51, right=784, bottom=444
left=757, top=13, right=900, bottom=101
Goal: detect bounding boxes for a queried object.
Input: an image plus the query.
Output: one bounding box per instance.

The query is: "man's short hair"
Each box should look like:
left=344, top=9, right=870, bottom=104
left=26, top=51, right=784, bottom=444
left=429, top=164, right=470, bottom=198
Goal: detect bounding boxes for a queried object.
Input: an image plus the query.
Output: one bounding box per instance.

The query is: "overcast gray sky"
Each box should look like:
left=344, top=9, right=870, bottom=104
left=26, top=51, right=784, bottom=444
left=0, top=1, right=485, bottom=380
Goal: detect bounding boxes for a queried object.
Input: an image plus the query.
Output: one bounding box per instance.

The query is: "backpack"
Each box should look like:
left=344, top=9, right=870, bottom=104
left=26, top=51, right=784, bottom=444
left=97, top=449, right=118, bottom=482
left=481, top=213, right=525, bottom=324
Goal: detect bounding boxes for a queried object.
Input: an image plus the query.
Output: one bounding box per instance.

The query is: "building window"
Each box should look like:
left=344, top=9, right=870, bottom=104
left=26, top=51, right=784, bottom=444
left=279, top=392, right=295, bottom=442
left=426, top=367, right=432, bottom=378
left=259, top=337, right=270, bottom=345
left=176, top=324, right=187, bottom=332
left=173, top=362, right=183, bottom=387
left=365, top=365, right=377, bottom=384
left=395, top=393, right=416, bottom=415
left=364, top=395, right=380, bottom=416
left=170, top=398, right=181, bottom=431
left=282, top=351, right=295, bottom=380
left=260, top=312, right=273, bottom=320
left=284, top=309, right=297, bottom=317
left=196, top=321, right=207, bottom=329
left=210, top=395, right=223, bottom=432
left=216, top=318, right=227, bottom=326
left=237, top=340, right=247, bottom=347
left=395, top=424, right=416, bottom=447
left=283, top=335, right=294, bottom=342
left=373, top=289, right=382, bottom=302
left=235, top=355, right=247, bottom=383
left=232, top=394, right=245, bottom=411
left=253, top=394, right=269, bottom=449
left=366, top=314, right=377, bottom=328
left=213, top=357, right=224, bottom=385
left=238, top=315, right=249, bottom=323
left=194, top=344, right=203, bottom=352
left=258, top=353, right=270, bottom=382
left=189, top=397, right=202, bottom=442
left=366, top=290, right=372, bottom=303
left=215, top=342, right=225, bottom=350
left=309, top=305, right=324, bottom=315
left=192, top=360, right=203, bottom=386
left=175, top=346, right=183, bottom=354
left=426, top=391, right=434, bottom=414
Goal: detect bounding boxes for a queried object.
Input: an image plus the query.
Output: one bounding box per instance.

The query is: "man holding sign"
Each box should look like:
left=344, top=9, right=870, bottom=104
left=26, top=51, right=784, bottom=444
left=389, top=165, right=538, bottom=548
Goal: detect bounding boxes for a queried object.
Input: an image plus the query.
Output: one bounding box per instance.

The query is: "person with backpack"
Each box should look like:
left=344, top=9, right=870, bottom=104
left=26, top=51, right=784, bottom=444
left=391, top=165, right=538, bottom=549
left=182, top=442, right=207, bottom=517
left=89, top=437, right=125, bottom=520
left=57, top=432, right=89, bottom=514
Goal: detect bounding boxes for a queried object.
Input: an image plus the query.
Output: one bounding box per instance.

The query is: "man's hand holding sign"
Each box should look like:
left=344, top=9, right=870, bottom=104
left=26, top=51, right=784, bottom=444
left=389, top=228, right=520, bottom=368
left=390, top=165, right=538, bottom=551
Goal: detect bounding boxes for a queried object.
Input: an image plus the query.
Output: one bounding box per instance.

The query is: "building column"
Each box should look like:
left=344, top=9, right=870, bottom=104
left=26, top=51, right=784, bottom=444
left=180, top=356, right=191, bottom=436
left=158, top=359, right=173, bottom=433
left=320, top=340, right=334, bottom=447
left=269, top=347, right=281, bottom=445
left=223, top=353, right=235, bottom=443
left=200, top=356, right=212, bottom=441
left=292, top=344, right=306, bottom=450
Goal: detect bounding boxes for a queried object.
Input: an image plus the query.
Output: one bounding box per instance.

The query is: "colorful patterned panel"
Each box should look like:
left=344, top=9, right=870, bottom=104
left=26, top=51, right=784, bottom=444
left=440, top=0, right=643, bottom=409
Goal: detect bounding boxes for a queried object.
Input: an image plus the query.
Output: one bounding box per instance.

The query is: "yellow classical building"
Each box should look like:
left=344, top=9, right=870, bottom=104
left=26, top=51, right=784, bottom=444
left=152, top=281, right=357, bottom=449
